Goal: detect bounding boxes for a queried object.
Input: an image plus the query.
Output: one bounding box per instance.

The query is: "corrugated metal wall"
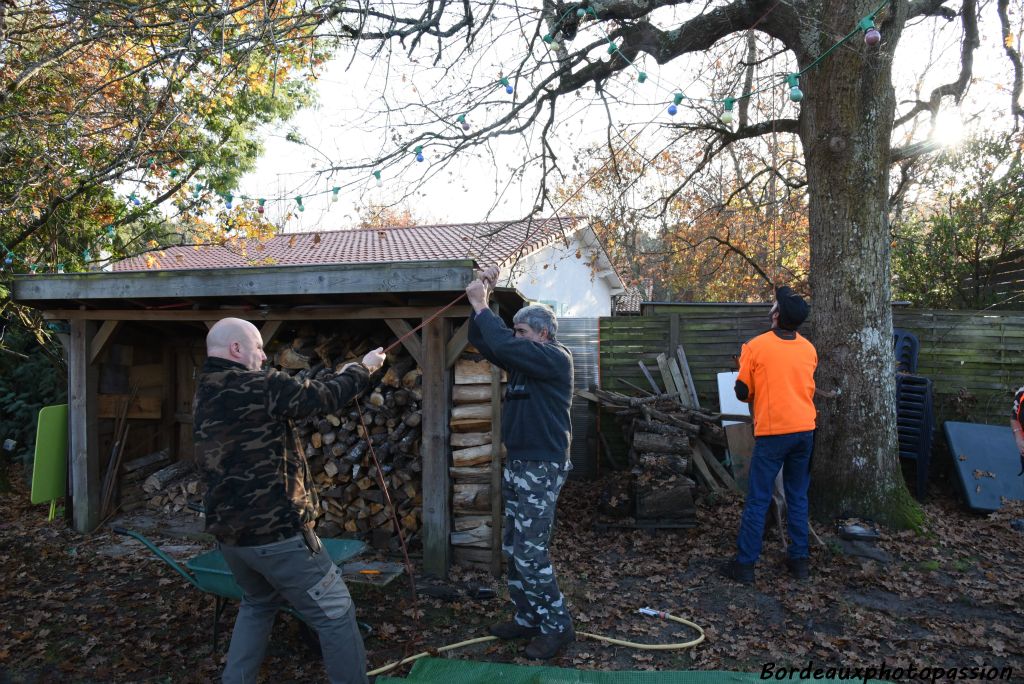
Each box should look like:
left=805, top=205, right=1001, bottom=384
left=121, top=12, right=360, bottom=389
left=558, top=318, right=600, bottom=478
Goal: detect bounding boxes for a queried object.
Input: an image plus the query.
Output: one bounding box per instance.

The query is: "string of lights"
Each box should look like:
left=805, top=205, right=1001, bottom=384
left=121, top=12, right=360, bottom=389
left=1, top=2, right=887, bottom=274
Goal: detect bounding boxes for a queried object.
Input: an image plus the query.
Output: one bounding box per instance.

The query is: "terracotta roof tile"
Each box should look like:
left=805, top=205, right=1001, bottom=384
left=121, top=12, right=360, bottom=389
left=111, top=218, right=581, bottom=272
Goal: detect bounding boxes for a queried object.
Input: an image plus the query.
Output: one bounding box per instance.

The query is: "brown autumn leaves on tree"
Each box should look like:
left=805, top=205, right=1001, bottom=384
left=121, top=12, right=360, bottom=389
left=555, top=141, right=810, bottom=302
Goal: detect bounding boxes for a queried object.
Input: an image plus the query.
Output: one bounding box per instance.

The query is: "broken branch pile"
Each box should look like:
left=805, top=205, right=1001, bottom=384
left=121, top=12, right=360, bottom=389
left=579, top=388, right=738, bottom=527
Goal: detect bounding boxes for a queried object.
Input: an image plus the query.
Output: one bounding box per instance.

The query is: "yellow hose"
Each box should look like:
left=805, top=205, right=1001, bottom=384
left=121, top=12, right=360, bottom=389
left=367, top=608, right=704, bottom=677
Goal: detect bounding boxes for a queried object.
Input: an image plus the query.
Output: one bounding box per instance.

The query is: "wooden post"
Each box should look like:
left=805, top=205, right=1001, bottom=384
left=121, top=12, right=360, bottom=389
left=669, top=313, right=680, bottom=359
left=489, top=345, right=504, bottom=578
left=67, top=319, right=100, bottom=532
left=160, top=344, right=175, bottom=457
left=421, top=316, right=451, bottom=577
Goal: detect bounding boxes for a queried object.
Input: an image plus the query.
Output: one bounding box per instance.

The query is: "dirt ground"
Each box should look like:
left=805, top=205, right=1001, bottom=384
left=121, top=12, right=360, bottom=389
left=1, top=461, right=1022, bottom=683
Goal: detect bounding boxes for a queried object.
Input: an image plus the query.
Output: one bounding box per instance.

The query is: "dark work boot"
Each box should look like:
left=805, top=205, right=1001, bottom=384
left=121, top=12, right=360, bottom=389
left=719, top=559, right=755, bottom=584
left=488, top=621, right=541, bottom=640
left=524, top=626, right=575, bottom=660
left=785, top=557, right=810, bottom=580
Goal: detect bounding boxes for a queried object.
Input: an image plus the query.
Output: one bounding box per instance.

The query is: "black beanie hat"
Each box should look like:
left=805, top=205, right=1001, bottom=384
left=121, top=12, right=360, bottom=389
left=776, top=286, right=809, bottom=330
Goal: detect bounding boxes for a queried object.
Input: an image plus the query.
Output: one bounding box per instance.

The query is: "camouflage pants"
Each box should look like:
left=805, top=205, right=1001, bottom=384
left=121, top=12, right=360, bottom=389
left=501, top=458, right=573, bottom=635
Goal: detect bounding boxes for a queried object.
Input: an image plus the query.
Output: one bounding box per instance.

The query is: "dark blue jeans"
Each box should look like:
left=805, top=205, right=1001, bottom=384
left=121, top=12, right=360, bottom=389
left=736, top=430, right=814, bottom=565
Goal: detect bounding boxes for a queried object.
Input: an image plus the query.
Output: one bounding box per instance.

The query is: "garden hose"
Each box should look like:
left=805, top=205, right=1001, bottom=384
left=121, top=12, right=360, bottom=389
left=367, top=608, right=705, bottom=677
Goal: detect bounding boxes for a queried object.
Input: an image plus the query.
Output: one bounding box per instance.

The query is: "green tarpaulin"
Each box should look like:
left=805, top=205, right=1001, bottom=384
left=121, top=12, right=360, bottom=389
left=375, top=658, right=886, bottom=683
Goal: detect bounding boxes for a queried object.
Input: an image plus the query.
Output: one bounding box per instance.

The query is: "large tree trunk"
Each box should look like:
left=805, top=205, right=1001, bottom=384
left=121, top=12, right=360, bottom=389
left=797, top=1, right=922, bottom=528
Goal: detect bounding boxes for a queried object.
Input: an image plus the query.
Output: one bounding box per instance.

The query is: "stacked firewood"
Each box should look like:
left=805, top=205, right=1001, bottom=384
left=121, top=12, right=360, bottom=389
left=276, top=327, right=423, bottom=550
left=143, top=461, right=203, bottom=513
left=579, top=389, right=736, bottom=526
left=449, top=349, right=504, bottom=570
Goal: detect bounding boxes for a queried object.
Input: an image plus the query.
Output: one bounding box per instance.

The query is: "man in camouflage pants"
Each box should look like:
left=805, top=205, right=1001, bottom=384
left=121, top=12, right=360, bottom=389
left=467, top=267, right=575, bottom=660
left=193, top=317, right=384, bottom=684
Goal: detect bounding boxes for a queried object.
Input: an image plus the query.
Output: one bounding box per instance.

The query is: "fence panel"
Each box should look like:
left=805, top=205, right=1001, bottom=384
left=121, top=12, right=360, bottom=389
left=600, top=305, right=1024, bottom=427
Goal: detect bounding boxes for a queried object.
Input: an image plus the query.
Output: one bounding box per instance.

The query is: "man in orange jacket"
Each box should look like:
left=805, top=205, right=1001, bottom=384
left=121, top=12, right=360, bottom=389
left=721, top=286, right=817, bottom=584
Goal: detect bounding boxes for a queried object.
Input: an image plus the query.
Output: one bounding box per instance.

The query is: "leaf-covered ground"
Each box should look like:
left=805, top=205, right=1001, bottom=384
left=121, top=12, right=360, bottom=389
left=2, top=461, right=1022, bottom=683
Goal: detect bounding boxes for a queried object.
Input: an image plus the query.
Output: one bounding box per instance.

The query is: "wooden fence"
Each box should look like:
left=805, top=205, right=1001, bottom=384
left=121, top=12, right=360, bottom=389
left=599, top=304, right=1024, bottom=427
left=962, top=247, right=1024, bottom=308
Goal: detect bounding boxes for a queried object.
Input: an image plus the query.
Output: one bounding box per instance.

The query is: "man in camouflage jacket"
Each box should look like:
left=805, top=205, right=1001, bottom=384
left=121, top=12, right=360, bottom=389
left=466, top=267, right=575, bottom=660
left=194, top=317, right=384, bottom=684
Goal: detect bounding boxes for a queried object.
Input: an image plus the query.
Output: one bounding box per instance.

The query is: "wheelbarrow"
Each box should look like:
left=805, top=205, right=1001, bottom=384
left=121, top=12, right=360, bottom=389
left=113, top=526, right=367, bottom=653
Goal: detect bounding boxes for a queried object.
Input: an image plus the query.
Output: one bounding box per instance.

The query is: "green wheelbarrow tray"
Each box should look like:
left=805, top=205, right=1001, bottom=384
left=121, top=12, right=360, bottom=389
left=113, top=526, right=367, bottom=651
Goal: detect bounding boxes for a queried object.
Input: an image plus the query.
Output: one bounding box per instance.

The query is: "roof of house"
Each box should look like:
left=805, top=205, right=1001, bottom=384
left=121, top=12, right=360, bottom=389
left=612, top=284, right=652, bottom=315
left=110, top=217, right=582, bottom=272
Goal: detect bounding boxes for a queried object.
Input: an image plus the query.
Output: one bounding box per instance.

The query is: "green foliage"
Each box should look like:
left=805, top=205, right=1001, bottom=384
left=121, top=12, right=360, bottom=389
left=892, top=132, right=1024, bottom=309
left=0, top=322, right=66, bottom=465
left=1, top=0, right=328, bottom=279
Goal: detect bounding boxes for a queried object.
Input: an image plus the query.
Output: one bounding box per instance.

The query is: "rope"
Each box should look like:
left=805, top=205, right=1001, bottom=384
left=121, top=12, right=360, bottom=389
left=381, top=291, right=468, bottom=355
left=354, top=397, right=418, bottom=602
left=367, top=608, right=706, bottom=677
left=344, top=287, right=474, bottom=600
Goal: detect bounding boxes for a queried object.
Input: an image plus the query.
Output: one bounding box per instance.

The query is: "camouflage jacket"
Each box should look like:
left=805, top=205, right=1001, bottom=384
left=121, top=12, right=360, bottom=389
left=193, top=357, right=370, bottom=546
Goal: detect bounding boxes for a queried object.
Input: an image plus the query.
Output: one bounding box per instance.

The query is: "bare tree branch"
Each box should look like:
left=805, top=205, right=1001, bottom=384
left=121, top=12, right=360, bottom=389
left=894, top=0, right=978, bottom=129
left=997, top=0, right=1024, bottom=126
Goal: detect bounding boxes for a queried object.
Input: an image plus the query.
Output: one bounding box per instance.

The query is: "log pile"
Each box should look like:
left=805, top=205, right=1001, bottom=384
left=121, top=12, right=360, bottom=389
left=449, top=349, right=504, bottom=571
left=579, top=388, right=738, bottom=527
left=119, top=449, right=175, bottom=512
left=278, top=327, right=424, bottom=551
left=145, top=464, right=204, bottom=513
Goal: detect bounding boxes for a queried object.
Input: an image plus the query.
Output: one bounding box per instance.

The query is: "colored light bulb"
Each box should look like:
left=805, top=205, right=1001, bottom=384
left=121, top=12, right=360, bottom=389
left=667, top=104, right=678, bottom=116
left=864, top=27, right=881, bottom=46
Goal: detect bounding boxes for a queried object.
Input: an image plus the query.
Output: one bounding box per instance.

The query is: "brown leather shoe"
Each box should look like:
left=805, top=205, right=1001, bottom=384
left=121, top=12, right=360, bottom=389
left=488, top=621, right=541, bottom=640
left=524, top=627, right=574, bottom=659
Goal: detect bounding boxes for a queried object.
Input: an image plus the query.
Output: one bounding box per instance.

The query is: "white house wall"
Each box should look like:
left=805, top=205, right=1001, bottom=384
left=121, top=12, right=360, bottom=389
left=503, top=238, right=616, bottom=317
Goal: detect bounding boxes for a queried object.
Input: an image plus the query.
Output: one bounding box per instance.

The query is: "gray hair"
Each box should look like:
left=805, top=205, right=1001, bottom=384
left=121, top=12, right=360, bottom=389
left=513, top=303, right=558, bottom=339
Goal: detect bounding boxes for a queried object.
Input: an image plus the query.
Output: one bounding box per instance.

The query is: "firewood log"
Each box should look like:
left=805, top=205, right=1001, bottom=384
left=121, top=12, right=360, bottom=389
left=451, top=431, right=492, bottom=448
left=142, top=462, right=191, bottom=493
left=632, top=431, right=692, bottom=454
left=452, top=444, right=501, bottom=467
left=453, top=484, right=490, bottom=511
left=452, top=384, right=493, bottom=404
left=382, top=356, right=416, bottom=388
left=401, top=368, right=422, bottom=389
left=451, top=403, right=491, bottom=421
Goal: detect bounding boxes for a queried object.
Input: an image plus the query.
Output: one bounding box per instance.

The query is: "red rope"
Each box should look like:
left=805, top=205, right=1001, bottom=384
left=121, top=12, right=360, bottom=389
left=348, top=288, right=473, bottom=601
left=381, top=291, right=468, bottom=355
left=355, top=397, right=419, bottom=603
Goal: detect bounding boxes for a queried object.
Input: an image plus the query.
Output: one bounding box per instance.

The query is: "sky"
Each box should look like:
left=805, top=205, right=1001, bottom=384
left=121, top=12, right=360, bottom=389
left=237, top=4, right=1019, bottom=233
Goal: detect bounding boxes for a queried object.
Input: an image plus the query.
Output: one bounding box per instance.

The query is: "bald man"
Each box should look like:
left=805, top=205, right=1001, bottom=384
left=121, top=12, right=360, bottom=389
left=194, top=318, right=384, bottom=684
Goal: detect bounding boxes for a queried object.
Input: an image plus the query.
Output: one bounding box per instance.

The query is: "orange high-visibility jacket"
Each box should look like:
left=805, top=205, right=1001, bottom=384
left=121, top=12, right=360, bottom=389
left=736, top=330, right=817, bottom=437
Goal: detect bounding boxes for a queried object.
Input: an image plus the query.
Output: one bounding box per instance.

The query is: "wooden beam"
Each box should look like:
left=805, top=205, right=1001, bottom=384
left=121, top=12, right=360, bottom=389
left=160, top=344, right=175, bottom=457
left=445, top=319, right=470, bottom=369
left=421, top=317, right=452, bottom=577
left=669, top=313, right=680, bottom=359
left=489, top=358, right=504, bottom=578
left=655, top=353, right=680, bottom=397
left=13, top=260, right=477, bottom=303
left=675, top=345, right=701, bottom=407
left=260, top=320, right=284, bottom=346
left=89, top=320, right=120, bottom=365
left=384, top=319, right=423, bottom=366
left=40, top=305, right=473, bottom=322
left=67, top=320, right=101, bottom=533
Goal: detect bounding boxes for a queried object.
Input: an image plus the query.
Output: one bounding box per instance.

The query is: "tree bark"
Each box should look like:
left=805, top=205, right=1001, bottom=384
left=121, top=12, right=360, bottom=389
left=798, top=1, right=922, bottom=527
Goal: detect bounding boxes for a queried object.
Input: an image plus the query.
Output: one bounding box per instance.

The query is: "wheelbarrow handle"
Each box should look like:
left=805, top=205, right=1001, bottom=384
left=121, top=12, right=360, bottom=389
left=112, top=526, right=203, bottom=590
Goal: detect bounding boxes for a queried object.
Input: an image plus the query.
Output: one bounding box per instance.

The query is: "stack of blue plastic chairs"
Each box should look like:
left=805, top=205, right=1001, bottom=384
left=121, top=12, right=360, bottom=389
left=893, top=329, right=933, bottom=500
